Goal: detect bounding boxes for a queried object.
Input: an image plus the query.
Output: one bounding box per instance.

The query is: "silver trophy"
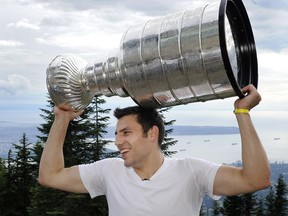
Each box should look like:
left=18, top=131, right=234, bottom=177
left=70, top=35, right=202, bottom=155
left=46, top=0, right=257, bottom=110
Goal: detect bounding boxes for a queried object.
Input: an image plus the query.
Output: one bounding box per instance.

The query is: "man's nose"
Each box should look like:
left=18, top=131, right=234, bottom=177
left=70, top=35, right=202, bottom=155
left=115, top=134, right=123, bottom=147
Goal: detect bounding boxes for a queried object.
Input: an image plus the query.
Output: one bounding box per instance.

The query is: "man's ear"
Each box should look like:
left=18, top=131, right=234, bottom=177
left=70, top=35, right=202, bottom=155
left=149, top=125, right=159, bottom=143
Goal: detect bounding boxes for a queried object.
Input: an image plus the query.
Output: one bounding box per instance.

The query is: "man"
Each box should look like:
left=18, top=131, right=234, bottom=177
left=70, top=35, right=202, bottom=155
left=38, top=84, right=271, bottom=215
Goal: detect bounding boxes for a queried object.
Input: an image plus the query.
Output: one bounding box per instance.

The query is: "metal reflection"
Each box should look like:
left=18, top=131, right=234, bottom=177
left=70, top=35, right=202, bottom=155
left=46, top=0, right=257, bottom=110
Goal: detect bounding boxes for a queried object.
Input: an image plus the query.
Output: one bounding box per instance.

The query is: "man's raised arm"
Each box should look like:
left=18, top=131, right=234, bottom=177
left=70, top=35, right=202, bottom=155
left=38, top=106, right=88, bottom=193
left=213, top=84, right=271, bottom=196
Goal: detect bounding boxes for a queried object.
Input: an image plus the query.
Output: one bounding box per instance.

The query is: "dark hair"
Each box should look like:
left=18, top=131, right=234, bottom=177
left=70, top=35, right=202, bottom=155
left=114, top=106, right=165, bottom=147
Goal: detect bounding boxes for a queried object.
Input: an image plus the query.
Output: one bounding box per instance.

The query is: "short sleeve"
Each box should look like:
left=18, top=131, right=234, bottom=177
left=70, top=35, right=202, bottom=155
left=79, top=160, right=107, bottom=198
left=188, top=158, right=221, bottom=200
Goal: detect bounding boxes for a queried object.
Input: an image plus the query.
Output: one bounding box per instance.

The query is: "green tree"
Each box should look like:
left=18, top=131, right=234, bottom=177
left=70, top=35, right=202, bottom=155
left=29, top=96, right=112, bottom=216
left=221, top=193, right=258, bottom=215
left=29, top=186, right=69, bottom=216
left=71, top=96, right=113, bottom=215
left=29, top=96, right=83, bottom=215
left=0, top=158, right=7, bottom=214
left=199, top=203, right=208, bottom=216
left=0, top=134, right=35, bottom=216
left=242, top=193, right=258, bottom=215
left=266, top=185, right=276, bottom=215
left=255, top=195, right=265, bottom=216
left=212, top=200, right=222, bottom=216
left=12, top=133, right=35, bottom=216
left=37, top=97, right=55, bottom=144
left=221, top=195, right=243, bottom=215
left=85, top=96, right=115, bottom=161
left=273, top=174, right=288, bottom=215
left=1, top=149, right=20, bottom=215
left=158, top=107, right=177, bottom=157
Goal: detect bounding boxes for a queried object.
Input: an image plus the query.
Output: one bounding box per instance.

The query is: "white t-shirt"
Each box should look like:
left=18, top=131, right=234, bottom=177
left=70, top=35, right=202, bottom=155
left=79, top=157, right=221, bottom=216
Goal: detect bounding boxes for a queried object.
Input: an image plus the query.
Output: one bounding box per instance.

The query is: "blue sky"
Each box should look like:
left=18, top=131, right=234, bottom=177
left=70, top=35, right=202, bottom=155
left=0, top=0, right=287, bottom=130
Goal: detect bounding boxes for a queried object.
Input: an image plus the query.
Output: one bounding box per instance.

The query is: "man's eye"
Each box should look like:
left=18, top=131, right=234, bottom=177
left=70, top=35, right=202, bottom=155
left=123, top=130, right=130, bottom=135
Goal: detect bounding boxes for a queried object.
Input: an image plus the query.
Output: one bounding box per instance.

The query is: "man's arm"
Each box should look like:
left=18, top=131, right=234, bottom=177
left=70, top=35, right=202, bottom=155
left=213, top=84, right=271, bottom=196
left=38, top=106, right=88, bottom=193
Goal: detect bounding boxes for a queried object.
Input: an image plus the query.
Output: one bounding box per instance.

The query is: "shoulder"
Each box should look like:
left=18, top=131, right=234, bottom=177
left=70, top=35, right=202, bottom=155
left=166, top=157, right=219, bottom=166
left=80, top=158, right=124, bottom=170
left=79, top=158, right=124, bottom=182
left=97, top=157, right=124, bottom=165
left=166, top=157, right=221, bottom=173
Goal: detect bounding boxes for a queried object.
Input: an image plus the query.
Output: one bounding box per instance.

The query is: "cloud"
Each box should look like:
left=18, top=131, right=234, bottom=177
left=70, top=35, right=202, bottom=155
left=26, top=0, right=205, bottom=16
left=251, top=0, right=288, bottom=10
left=0, top=40, right=24, bottom=47
left=247, top=1, right=288, bottom=51
left=0, top=74, right=32, bottom=95
left=7, top=18, right=40, bottom=30
left=257, top=50, right=288, bottom=106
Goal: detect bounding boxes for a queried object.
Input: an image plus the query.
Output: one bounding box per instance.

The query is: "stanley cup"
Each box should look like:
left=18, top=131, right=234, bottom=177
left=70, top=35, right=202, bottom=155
left=46, top=0, right=258, bottom=110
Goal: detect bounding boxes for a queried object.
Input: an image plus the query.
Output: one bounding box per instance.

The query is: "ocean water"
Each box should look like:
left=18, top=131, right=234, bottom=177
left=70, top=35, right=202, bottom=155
left=107, top=128, right=287, bottom=164
left=169, top=131, right=287, bottom=164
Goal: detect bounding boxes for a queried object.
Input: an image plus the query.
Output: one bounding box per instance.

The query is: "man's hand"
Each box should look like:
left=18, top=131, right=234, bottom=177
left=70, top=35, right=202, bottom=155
left=54, top=105, right=84, bottom=122
left=234, top=84, right=261, bottom=110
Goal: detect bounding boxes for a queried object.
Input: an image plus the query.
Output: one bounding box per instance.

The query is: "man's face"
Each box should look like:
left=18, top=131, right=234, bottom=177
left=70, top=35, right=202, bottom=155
left=115, top=114, right=154, bottom=168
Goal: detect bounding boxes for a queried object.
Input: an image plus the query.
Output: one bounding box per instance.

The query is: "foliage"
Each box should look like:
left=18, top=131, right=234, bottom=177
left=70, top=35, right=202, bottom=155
left=265, top=185, right=276, bottom=215
left=0, top=158, right=7, bottom=214
left=255, top=196, right=266, bottom=216
left=273, top=174, right=288, bottom=215
left=219, top=174, right=288, bottom=216
left=158, top=107, right=177, bottom=157
left=221, top=194, right=243, bottom=215
left=212, top=200, right=222, bottom=216
left=29, top=96, right=113, bottom=215
left=84, top=96, right=116, bottom=161
left=0, top=134, right=35, bottom=216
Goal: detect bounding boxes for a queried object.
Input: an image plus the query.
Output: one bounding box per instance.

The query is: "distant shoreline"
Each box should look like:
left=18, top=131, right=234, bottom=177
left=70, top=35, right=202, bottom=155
left=104, top=125, right=239, bottom=138
left=0, top=124, right=240, bottom=141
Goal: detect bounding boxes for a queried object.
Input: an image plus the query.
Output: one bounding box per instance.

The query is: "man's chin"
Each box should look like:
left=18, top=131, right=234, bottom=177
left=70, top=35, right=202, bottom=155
left=123, top=160, right=131, bottom=167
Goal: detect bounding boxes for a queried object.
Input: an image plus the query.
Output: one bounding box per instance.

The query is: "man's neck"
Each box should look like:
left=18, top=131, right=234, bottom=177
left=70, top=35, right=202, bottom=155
left=134, top=153, right=164, bottom=181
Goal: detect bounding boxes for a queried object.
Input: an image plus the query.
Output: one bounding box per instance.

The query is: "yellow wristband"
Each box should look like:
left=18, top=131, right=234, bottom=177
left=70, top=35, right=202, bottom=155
left=233, top=108, right=249, bottom=114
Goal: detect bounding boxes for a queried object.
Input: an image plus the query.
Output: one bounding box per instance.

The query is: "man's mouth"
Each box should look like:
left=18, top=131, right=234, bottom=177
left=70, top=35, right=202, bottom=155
left=120, top=149, right=130, bottom=158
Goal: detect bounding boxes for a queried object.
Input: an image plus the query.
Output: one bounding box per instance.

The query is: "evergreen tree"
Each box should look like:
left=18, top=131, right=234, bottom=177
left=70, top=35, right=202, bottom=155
left=12, top=133, right=35, bottom=216
left=273, top=174, right=288, bottom=215
left=74, top=96, right=114, bottom=214
left=221, top=195, right=243, bottom=215
left=221, top=193, right=258, bottom=215
left=265, top=185, right=276, bottom=215
left=1, top=149, right=20, bottom=215
left=84, top=96, right=115, bottom=161
left=37, top=96, right=55, bottom=144
left=29, top=96, right=70, bottom=215
left=0, top=134, right=35, bottom=216
left=0, top=158, right=6, bottom=214
left=29, top=186, right=69, bottom=216
left=255, top=196, right=265, bottom=216
left=242, top=193, right=258, bottom=215
left=29, top=140, right=69, bottom=216
left=212, top=200, right=222, bottom=216
left=158, top=107, right=177, bottom=157
left=29, top=96, right=112, bottom=215
left=199, top=203, right=208, bottom=216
